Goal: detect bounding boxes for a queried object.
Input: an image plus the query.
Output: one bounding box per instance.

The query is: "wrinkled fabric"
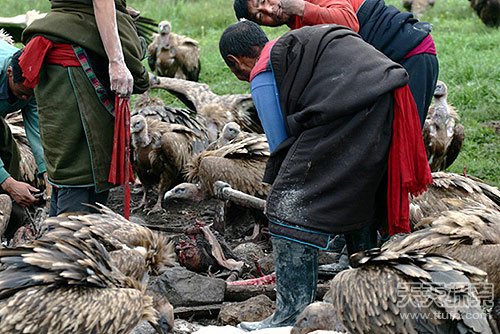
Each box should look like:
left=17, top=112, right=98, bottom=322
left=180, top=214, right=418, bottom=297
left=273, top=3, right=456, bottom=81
left=265, top=25, right=408, bottom=235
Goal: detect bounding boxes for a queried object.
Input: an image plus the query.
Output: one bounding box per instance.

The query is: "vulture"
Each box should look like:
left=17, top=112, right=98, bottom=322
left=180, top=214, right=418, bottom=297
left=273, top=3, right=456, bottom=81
left=164, top=133, right=270, bottom=203
left=402, top=0, right=435, bottom=18
left=0, top=232, right=172, bottom=334
left=147, top=20, right=201, bottom=82
left=383, top=206, right=500, bottom=299
left=423, top=80, right=465, bottom=172
left=469, top=0, right=500, bottom=26
left=0, top=194, right=12, bottom=238
left=410, top=171, right=500, bottom=228
left=132, top=92, right=212, bottom=148
left=5, top=113, right=45, bottom=189
left=205, top=121, right=242, bottom=151
left=130, top=114, right=203, bottom=213
left=0, top=9, right=157, bottom=43
left=150, top=76, right=263, bottom=134
left=322, top=249, right=492, bottom=334
left=42, top=204, right=177, bottom=276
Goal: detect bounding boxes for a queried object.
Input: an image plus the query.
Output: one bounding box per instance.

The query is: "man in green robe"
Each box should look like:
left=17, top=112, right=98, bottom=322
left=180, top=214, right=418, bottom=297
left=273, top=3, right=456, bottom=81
left=20, top=0, right=149, bottom=216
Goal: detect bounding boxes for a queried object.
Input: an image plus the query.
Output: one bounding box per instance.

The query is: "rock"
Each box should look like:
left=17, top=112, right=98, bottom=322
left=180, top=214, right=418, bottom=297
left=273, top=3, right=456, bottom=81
left=149, top=266, right=226, bottom=307
left=217, top=294, right=275, bottom=326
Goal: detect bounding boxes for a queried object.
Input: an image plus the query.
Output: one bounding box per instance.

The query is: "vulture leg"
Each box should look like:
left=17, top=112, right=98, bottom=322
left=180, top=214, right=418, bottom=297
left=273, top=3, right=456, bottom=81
left=132, top=188, right=149, bottom=213
left=148, top=176, right=169, bottom=214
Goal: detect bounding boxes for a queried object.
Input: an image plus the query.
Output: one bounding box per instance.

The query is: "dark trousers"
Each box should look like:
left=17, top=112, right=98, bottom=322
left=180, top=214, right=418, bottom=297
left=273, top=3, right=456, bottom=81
left=49, top=186, right=109, bottom=217
left=401, top=53, right=439, bottom=127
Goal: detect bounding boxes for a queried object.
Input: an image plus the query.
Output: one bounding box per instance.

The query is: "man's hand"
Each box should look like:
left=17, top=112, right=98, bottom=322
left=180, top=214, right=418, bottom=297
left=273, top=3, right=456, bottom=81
left=109, top=60, right=133, bottom=97
left=1, top=176, right=39, bottom=207
left=280, top=0, right=306, bottom=16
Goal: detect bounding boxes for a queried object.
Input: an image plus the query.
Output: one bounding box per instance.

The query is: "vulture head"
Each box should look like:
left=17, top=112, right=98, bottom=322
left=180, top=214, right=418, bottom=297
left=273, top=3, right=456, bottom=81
left=131, top=114, right=152, bottom=148
left=158, top=20, right=172, bottom=36
left=164, top=182, right=205, bottom=203
left=291, top=302, right=347, bottom=334
left=220, top=121, right=241, bottom=144
left=147, top=290, right=175, bottom=334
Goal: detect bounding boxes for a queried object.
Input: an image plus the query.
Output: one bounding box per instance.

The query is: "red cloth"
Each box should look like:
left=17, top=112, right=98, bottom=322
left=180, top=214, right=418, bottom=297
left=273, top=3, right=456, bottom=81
left=108, top=96, right=134, bottom=219
left=403, top=35, right=436, bottom=59
left=249, top=39, right=278, bottom=82
left=387, top=85, right=432, bottom=234
left=19, top=36, right=80, bottom=89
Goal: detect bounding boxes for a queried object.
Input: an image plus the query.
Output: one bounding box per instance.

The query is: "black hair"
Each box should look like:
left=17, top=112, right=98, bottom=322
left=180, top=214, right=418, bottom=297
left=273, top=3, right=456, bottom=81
left=10, top=49, right=25, bottom=84
left=234, top=0, right=250, bottom=20
left=219, top=20, right=269, bottom=67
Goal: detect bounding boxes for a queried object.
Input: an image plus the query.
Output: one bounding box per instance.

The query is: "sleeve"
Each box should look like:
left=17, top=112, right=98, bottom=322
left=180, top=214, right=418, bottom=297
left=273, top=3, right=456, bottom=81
left=21, top=98, right=46, bottom=175
left=0, top=160, right=10, bottom=184
left=301, top=0, right=360, bottom=32
left=250, top=70, right=289, bottom=153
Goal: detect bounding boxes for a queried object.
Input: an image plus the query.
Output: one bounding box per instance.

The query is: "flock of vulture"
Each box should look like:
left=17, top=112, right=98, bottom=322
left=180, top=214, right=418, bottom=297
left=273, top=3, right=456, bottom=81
left=0, top=4, right=499, bottom=334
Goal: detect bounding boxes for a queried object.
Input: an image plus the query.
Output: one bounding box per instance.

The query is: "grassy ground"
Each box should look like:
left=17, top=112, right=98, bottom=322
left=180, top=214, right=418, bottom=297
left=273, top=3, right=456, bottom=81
left=3, top=0, right=499, bottom=186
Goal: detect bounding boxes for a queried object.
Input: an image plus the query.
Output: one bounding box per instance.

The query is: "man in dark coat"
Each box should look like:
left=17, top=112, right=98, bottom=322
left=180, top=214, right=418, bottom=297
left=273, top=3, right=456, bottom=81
left=219, top=20, right=432, bottom=331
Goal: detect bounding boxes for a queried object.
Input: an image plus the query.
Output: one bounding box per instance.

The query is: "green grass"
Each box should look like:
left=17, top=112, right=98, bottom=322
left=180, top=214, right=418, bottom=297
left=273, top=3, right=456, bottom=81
left=3, top=0, right=499, bottom=186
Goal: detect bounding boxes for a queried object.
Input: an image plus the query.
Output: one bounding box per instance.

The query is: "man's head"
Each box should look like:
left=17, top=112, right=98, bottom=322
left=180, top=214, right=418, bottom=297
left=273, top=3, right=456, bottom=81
left=219, top=20, right=269, bottom=82
left=7, top=49, right=33, bottom=101
left=234, top=0, right=292, bottom=26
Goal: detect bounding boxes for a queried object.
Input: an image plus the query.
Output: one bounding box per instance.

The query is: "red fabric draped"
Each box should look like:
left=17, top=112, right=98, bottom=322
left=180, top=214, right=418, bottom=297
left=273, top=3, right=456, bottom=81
left=108, top=96, right=134, bottom=219
left=387, top=84, right=433, bottom=235
left=19, top=36, right=80, bottom=89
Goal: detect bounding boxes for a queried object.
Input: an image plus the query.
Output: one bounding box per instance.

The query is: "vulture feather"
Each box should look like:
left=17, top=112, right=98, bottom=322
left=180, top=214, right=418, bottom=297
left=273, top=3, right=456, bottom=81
left=322, top=249, right=492, bottom=334
left=423, top=80, right=465, bottom=172
left=5, top=114, right=44, bottom=189
left=42, top=204, right=177, bottom=276
left=0, top=194, right=12, bottom=238
left=131, top=115, right=203, bottom=213
left=0, top=233, right=172, bottom=334
left=132, top=92, right=212, bottom=149
left=164, top=132, right=270, bottom=202
left=410, top=172, right=500, bottom=228
left=147, top=20, right=201, bottom=82
left=469, top=0, right=500, bottom=26
left=150, top=76, right=263, bottom=134
left=383, top=206, right=500, bottom=298
left=0, top=28, right=14, bottom=45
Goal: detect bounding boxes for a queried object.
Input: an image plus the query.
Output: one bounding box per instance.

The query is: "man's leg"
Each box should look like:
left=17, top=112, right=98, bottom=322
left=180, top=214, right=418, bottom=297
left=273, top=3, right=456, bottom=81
left=344, top=223, right=379, bottom=263
left=51, top=186, right=110, bottom=216
left=239, top=236, right=318, bottom=331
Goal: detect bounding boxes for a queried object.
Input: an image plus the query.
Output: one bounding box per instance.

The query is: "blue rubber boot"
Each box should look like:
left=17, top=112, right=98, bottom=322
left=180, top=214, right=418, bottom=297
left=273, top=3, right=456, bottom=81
left=238, top=237, right=318, bottom=331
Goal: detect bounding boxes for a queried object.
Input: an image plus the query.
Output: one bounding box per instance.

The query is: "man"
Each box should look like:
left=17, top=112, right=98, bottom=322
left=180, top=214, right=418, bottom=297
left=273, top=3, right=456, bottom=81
left=0, top=41, right=47, bottom=238
left=233, top=0, right=439, bottom=127
left=219, top=20, right=432, bottom=330
left=19, top=0, right=149, bottom=216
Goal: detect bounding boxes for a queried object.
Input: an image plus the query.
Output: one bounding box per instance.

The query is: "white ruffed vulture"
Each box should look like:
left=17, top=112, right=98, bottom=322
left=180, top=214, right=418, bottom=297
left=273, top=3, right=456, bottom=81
left=469, top=0, right=500, bottom=26
left=150, top=76, right=263, bottom=134
left=0, top=232, right=172, bottom=334
left=131, top=115, right=203, bottom=213
left=410, top=172, right=500, bottom=228
left=423, top=80, right=465, bottom=172
left=321, top=249, right=492, bottom=334
left=147, top=20, right=201, bottom=82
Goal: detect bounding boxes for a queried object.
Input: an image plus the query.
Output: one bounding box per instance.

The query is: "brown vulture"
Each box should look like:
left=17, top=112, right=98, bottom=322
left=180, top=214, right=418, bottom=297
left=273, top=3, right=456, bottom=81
left=147, top=20, right=201, bottom=82
left=383, top=206, right=500, bottom=299
left=0, top=194, right=12, bottom=238
left=42, top=204, right=177, bottom=276
left=164, top=133, right=270, bottom=203
left=0, top=232, right=172, bottom=334
left=150, top=76, right=263, bottom=134
left=5, top=112, right=44, bottom=190
left=321, top=249, right=492, bottom=334
left=410, top=172, right=500, bottom=228
left=402, top=0, right=435, bottom=18
left=130, top=114, right=203, bottom=213
left=205, top=121, right=242, bottom=151
left=423, top=80, right=465, bottom=172
left=469, top=0, right=500, bottom=26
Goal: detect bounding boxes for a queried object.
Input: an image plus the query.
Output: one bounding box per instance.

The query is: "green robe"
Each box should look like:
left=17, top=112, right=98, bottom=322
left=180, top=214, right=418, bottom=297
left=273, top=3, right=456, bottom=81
left=22, top=0, right=149, bottom=192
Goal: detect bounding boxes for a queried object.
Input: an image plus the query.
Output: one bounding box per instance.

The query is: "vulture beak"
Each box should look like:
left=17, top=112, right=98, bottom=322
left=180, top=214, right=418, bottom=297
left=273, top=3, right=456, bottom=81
left=150, top=315, right=172, bottom=334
